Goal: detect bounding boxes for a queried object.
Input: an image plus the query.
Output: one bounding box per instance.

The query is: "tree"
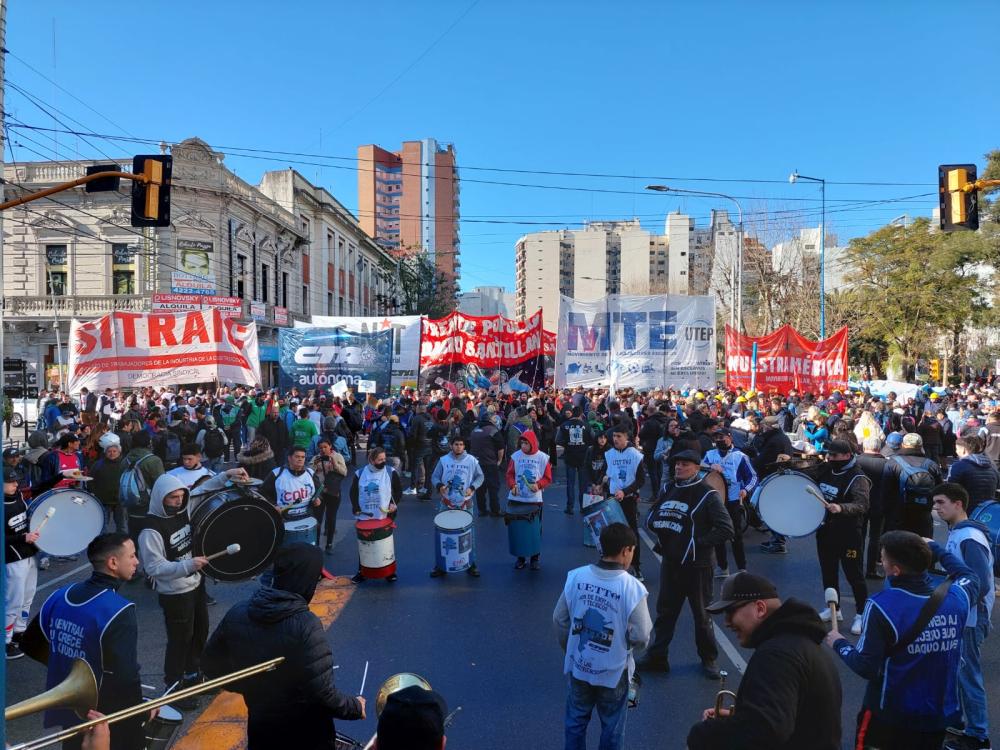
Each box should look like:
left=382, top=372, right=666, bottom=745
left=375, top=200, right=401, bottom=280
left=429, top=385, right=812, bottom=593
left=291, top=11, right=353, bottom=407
left=374, top=250, right=455, bottom=319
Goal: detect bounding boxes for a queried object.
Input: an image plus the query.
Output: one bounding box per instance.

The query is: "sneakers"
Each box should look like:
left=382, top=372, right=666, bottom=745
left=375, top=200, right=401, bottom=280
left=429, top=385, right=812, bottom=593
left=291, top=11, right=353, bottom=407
left=851, top=614, right=864, bottom=635
left=943, top=732, right=992, bottom=750
left=715, top=566, right=729, bottom=579
left=514, top=557, right=527, bottom=570
left=386, top=573, right=398, bottom=582
left=636, top=655, right=670, bottom=673
left=205, top=594, right=217, bottom=606
left=759, top=541, right=787, bottom=555
left=429, top=568, right=446, bottom=578
left=467, top=565, right=480, bottom=578
left=403, top=487, right=418, bottom=496
left=819, top=607, right=844, bottom=623
left=6, top=642, right=24, bottom=660
left=529, top=556, right=541, bottom=571
left=701, top=660, right=721, bottom=680
left=324, top=543, right=334, bottom=553
left=350, top=572, right=365, bottom=584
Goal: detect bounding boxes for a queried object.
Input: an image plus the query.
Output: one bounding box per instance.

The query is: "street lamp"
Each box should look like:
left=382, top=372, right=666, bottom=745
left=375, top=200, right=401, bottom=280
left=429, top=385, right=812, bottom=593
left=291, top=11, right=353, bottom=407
left=645, top=184, right=744, bottom=332
left=788, top=171, right=826, bottom=338
left=578, top=274, right=613, bottom=391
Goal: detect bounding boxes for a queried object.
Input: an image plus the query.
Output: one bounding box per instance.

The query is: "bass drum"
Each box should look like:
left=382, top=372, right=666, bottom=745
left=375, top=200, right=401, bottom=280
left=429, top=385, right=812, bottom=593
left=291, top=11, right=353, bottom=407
left=191, top=487, right=284, bottom=581
left=696, top=469, right=747, bottom=533
left=28, top=488, right=105, bottom=557
left=751, top=470, right=827, bottom=538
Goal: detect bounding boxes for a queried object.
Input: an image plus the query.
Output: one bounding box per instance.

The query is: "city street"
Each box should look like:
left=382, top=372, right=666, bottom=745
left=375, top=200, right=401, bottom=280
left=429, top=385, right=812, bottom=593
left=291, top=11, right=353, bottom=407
left=7, top=467, right=1000, bottom=748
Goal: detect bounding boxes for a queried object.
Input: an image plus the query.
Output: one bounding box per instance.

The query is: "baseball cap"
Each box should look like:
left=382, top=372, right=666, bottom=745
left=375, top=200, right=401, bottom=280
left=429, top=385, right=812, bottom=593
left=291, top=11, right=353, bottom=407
left=706, top=572, right=779, bottom=614
left=901, top=433, right=923, bottom=449
left=3, top=447, right=22, bottom=458
left=376, top=685, right=448, bottom=749
left=3, top=467, right=16, bottom=483
left=885, top=433, right=904, bottom=449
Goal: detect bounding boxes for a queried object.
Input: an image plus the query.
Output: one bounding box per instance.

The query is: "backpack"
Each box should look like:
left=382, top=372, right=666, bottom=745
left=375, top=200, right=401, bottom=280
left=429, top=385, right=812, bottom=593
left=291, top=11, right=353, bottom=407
left=119, top=454, right=155, bottom=509
left=203, top=428, right=225, bottom=459
left=891, top=456, right=937, bottom=507
left=342, top=406, right=362, bottom=432
left=162, top=431, right=181, bottom=465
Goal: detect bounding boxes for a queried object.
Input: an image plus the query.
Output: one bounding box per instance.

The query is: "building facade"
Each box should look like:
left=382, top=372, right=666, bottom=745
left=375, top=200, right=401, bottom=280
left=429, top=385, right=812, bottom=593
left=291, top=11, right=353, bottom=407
left=357, top=138, right=460, bottom=290
left=771, top=226, right=849, bottom=292
left=457, top=285, right=514, bottom=317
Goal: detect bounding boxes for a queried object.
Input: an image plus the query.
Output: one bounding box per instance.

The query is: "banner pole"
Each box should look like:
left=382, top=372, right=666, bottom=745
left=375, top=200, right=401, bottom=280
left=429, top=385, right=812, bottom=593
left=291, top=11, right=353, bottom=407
left=750, top=341, right=758, bottom=392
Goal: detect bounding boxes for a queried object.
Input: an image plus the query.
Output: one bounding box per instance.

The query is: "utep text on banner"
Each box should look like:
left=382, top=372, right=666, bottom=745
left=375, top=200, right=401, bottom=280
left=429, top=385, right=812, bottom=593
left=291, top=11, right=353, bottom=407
left=419, top=310, right=546, bottom=394
left=68, top=311, right=260, bottom=392
left=724, top=324, right=849, bottom=395
left=278, top=327, right=393, bottom=394
left=295, top=315, right=421, bottom=389
left=555, top=294, right=716, bottom=390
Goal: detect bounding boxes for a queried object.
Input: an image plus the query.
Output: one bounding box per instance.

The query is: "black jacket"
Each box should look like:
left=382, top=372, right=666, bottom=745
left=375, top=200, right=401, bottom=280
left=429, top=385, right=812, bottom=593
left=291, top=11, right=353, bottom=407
left=750, top=428, right=793, bottom=478
left=258, top=417, right=290, bottom=461
left=407, top=412, right=433, bottom=453
left=637, top=412, right=667, bottom=451
left=686, top=598, right=842, bottom=750
left=202, top=546, right=362, bottom=749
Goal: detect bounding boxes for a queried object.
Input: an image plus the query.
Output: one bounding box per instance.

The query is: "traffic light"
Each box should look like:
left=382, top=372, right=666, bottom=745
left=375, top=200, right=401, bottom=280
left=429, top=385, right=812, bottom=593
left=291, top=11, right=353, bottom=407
left=929, top=358, right=941, bottom=381
left=938, top=164, right=979, bottom=232
left=131, top=155, right=172, bottom=227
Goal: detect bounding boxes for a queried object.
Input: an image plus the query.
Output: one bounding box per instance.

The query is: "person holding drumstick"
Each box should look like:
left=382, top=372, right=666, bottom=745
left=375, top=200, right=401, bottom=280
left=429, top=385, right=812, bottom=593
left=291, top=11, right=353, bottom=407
left=429, top=435, right=484, bottom=578
left=349, top=447, right=402, bottom=584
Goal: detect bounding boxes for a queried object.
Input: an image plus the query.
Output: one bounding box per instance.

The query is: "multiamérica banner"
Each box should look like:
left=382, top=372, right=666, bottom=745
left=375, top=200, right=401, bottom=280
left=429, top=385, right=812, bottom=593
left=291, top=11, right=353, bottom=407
left=555, top=294, right=716, bottom=390
left=68, top=310, right=260, bottom=392
left=419, top=310, right=546, bottom=394
left=724, top=324, right=849, bottom=395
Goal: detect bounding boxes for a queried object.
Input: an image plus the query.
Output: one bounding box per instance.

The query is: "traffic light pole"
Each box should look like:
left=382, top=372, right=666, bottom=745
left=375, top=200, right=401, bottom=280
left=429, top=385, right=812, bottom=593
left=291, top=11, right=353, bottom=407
left=0, top=169, right=150, bottom=211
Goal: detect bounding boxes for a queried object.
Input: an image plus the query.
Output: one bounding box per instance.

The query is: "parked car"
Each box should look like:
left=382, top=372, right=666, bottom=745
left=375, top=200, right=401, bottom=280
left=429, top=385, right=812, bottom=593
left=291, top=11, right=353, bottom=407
left=8, top=397, right=39, bottom=429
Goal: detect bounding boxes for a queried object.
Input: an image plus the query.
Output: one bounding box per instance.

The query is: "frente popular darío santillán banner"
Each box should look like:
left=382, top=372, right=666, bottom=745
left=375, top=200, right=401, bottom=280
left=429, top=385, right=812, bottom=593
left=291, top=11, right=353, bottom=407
left=555, top=294, right=717, bottom=390
left=68, top=310, right=260, bottom=392
left=294, top=315, right=421, bottom=389
left=278, top=327, right=393, bottom=394
left=724, top=324, right=849, bottom=395
left=419, top=310, right=547, bottom=394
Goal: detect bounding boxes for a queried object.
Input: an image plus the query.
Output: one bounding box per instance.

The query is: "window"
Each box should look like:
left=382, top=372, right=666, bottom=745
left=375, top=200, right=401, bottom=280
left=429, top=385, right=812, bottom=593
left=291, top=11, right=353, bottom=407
left=339, top=297, right=345, bottom=315
left=327, top=293, right=334, bottom=315
left=111, top=242, right=136, bottom=295
left=302, top=285, right=309, bottom=316
left=261, top=264, right=270, bottom=303
left=349, top=300, right=354, bottom=315
left=281, top=272, right=289, bottom=308
left=45, top=244, right=68, bottom=296
left=236, top=256, right=247, bottom=298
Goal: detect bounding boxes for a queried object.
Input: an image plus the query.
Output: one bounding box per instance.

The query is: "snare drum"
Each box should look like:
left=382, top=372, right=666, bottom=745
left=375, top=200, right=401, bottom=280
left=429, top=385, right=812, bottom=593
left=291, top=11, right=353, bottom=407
left=434, top=510, right=475, bottom=572
left=751, top=470, right=827, bottom=537
left=143, top=703, right=182, bottom=750
left=504, top=501, right=542, bottom=557
left=284, top=517, right=318, bottom=547
left=356, top=518, right=396, bottom=579
left=191, top=488, right=284, bottom=582
left=582, top=498, right=628, bottom=554
left=28, top=488, right=105, bottom=557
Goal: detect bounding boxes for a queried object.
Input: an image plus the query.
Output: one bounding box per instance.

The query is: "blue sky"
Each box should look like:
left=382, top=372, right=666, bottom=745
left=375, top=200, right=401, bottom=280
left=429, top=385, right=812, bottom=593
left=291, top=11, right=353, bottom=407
left=6, top=1, right=999, bottom=292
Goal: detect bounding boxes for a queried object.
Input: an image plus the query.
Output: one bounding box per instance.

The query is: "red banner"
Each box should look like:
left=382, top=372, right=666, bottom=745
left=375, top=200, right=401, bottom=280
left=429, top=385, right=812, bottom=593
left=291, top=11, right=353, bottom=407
left=419, top=310, right=546, bottom=393
left=724, top=324, right=848, bottom=395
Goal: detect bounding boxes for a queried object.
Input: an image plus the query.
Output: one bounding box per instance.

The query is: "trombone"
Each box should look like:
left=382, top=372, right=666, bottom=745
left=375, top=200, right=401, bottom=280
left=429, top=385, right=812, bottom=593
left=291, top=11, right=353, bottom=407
left=5, top=657, right=284, bottom=750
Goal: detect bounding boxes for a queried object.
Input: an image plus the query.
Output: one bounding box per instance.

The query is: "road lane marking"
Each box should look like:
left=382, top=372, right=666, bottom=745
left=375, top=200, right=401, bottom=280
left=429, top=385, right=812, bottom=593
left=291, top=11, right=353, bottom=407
left=638, top=528, right=748, bottom=675
left=35, top=563, right=91, bottom=593
left=171, top=575, right=356, bottom=750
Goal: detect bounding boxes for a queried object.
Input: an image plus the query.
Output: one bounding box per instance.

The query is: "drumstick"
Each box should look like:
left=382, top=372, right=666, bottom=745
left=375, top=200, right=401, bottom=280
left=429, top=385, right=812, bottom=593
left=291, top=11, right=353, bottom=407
left=359, top=660, right=369, bottom=695
left=34, top=507, right=56, bottom=534
left=204, top=544, right=241, bottom=562
left=805, top=485, right=829, bottom=506
left=825, top=588, right=840, bottom=629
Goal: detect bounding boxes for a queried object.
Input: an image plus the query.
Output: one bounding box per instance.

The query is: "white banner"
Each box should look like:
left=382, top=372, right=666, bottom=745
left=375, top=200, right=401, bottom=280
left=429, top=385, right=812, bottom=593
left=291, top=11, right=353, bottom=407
left=555, top=294, right=716, bottom=390
left=295, top=315, right=420, bottom=388
left=68, top=311, right=260, bottom=393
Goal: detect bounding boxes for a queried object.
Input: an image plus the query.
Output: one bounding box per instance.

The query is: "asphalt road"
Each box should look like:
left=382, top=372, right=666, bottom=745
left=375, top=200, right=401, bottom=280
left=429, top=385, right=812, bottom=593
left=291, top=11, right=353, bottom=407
left=6, top=466, right=1000, bottom=748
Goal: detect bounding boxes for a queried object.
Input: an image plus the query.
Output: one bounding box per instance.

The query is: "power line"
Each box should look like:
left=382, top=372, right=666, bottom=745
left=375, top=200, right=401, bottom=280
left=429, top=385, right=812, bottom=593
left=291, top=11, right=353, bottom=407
left=6, top=81, right=119, bottom=162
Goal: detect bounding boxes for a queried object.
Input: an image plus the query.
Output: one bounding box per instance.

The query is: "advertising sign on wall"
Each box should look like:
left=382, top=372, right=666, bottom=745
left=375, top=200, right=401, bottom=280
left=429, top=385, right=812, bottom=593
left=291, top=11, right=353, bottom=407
left=278, top=327, right=393, bottom=394
left=250, top=302, right=267, bottom=323
left=152, top=293, right=242, bottom=318
left=419, top=310, right=546, bottom=394
left=170, top=272, right=216, bottom=295
left=68, top=310, right=260, bottom=392
left=724, top=324, right=849, bottom=395
left=555, top=295, right=716, bottom=390
left=295, top=315, right=421, bottom=389
left=273, top=306, right=289, bottom=327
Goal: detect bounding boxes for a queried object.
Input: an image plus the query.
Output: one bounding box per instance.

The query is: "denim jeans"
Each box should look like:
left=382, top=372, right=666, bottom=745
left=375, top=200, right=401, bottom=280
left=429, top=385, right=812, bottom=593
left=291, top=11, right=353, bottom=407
left=204, top=456, right=223, bottom=474
left=565, top=464, right=583, bottom=510
left=103, top=505, right=128, bottom=534
left=564, top=670, right=629, bottom=750
left=956, top=616, right=990, bottom=740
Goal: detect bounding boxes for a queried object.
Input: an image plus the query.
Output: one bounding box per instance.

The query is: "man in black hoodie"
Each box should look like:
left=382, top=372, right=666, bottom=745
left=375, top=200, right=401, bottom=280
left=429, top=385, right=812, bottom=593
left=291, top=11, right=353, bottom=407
left=686, top=572, right=842, bottom=750
left=202, top=543, right=365, bottom=749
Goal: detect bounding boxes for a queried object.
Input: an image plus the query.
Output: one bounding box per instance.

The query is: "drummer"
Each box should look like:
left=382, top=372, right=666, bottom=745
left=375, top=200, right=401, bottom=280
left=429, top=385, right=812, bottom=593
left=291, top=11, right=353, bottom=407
left=429, top=435, right=485, bottom=578
left=260, top=446, right=319, bottom=528
left=349, top=446, right=402, bottom=584
left=505, top=430, right=552, bottom=570
left=167, top=443, right=215, bottom=489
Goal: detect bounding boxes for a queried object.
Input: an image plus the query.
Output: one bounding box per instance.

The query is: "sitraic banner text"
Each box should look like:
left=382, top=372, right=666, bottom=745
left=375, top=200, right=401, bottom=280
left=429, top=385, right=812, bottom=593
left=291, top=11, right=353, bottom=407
left=724, top=324, right=849, bottom=395
left=68, top=310, right=260, bottom=392
left=555, top=294, right=716, bottom=390
left=419, top=310, right=546, bottom=394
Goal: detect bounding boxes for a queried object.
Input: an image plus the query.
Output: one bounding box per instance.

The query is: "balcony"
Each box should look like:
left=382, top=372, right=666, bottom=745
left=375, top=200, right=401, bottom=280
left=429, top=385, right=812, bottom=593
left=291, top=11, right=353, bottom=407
left=4, top=295, right=151, bottom=318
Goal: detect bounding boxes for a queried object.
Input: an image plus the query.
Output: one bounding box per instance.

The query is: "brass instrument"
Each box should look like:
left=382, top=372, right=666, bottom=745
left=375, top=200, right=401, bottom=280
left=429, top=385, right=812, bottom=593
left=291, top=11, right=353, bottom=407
left=361, top=673, right=434, bottom=750
left=6, top=657, right=284, bottom=750
left=713, top=669, right=737, bottom=718
left=5, top=659, right=98, bottom=721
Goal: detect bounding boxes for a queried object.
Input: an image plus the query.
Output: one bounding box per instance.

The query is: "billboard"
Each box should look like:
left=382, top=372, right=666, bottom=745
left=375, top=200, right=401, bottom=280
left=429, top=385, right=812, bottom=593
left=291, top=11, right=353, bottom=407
left=725, top=324, right=849, bottom=395
left=152, top=293, right=242, bottom=318
left=555, top=294, right=716, bottom=390
left=278, top=327, right=393, bottom=395
left=68, top=310, right=260, bottom=392
left=419, top=310, right=546, bottom=394
left=295, top=315, right=421, bottom=389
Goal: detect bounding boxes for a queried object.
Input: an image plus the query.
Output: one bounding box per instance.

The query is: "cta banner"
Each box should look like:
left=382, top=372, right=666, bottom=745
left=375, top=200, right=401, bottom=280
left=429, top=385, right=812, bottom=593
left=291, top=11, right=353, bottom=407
left=296, top=315, right=420, bottom=389
left=555, top=295, right=716, bottom=390
left=419, top=310, right=546, bottom=394
left=68, top=311, right=260, bottom=393
left=724, top=325, right=849, bottom=395
left=278, top=327, right=393, bottom=394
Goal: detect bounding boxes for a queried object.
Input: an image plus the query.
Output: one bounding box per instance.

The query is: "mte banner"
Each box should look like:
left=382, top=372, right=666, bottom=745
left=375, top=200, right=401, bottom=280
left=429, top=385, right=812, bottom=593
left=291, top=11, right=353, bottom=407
left=295, top=315, right=421, bottom=389
left=555, top=295, right=716, bottom=390
left=419, top=310, right=546, bottom=394
left=68, top=311, right=260, bottom=392
left=278, top=327, right=393, bottom=394
left=724, top=324, right=849, bottom=395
